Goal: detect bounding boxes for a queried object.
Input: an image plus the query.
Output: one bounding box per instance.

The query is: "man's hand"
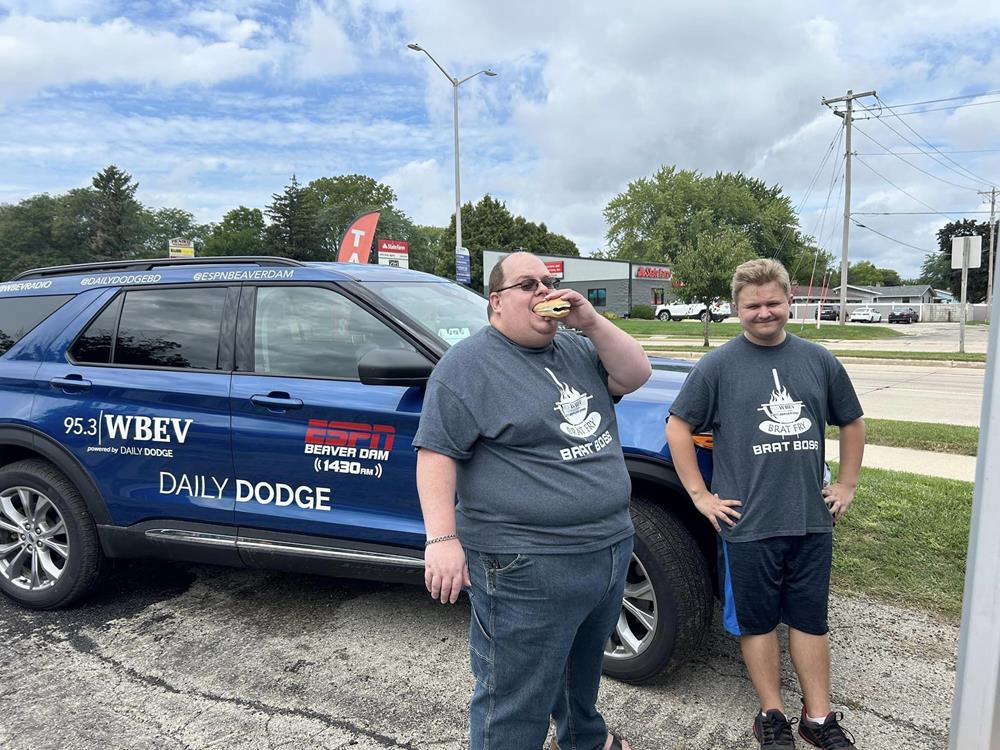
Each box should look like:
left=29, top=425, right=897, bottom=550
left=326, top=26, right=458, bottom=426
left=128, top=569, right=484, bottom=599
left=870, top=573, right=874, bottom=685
left=691, top=489, right=742, bottom=533
left=543, top=289, right=601, bottom=331
left=424, top=539, right=470, bottom=604
left=822, top=482, right=855, bottom=522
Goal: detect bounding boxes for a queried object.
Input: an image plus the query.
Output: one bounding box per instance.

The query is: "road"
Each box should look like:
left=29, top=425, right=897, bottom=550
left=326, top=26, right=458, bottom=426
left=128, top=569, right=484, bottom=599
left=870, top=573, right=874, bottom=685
left=0, top=562, right=954, bottom=750
left=845, top=363, right=984, bottom=426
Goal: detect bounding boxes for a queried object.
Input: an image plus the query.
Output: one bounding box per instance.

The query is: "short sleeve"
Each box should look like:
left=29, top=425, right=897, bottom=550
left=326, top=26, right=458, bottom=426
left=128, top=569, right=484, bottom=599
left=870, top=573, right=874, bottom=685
left=668, top=365, right=717, bottom=433
left=826, top=356, right=864, bottom=427
left=413, top=379, right=481, bottom=459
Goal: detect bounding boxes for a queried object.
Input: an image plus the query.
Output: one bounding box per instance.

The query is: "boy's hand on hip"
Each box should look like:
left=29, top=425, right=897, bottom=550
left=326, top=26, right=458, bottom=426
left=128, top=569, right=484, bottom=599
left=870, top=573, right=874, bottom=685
left=691, top=490, right=742, bottom=533
left=822, top=482, right=855, bottom=522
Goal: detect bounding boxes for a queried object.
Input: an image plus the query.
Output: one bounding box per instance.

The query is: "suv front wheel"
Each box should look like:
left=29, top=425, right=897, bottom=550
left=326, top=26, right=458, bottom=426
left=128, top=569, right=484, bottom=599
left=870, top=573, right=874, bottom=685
left=0, top=459, right=102, bottom=609
left=603, top=494, right=713, bottom=683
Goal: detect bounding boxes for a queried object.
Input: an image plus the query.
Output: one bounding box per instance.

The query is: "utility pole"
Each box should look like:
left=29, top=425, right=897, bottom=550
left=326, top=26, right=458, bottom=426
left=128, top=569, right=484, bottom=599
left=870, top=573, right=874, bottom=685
left=979, top=187, right=997, bottom=318
left=822, top=89, right=876, bottom=325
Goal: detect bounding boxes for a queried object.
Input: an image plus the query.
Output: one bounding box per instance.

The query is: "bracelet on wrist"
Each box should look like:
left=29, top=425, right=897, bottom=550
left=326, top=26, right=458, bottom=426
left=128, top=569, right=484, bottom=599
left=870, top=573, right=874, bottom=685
left=424, top=533, right=458, bottom=548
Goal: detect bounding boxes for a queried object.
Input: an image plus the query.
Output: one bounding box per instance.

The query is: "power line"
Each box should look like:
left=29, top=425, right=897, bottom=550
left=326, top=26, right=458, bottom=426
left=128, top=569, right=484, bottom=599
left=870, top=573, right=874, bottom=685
left=841, top=98, right=1000, bottom=119
left=772, top=119, right=844, bottom=265
left=852, top=211, right=992, bottom=215
left=879, top=89, right=1000, bottom=109
left=851, top=123, right=983, bottom=192
left=852, top=100, right=994, bottom=188
left=872, top=94, right=996, bottom=187
left=850, top=219, right=935, bottom=253
left=853, top=155, right=955, bottom=218
left=857, top=148, right=1000, bottom=155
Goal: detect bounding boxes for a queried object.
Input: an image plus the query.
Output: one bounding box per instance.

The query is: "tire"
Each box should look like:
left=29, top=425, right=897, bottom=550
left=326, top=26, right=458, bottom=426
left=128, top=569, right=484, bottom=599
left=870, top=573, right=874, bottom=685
left=603, top=495, right=713, bottom=683
left=0, top=459, right=103, bottom=609
left=711, top=315, right=725, bottom=323
left=698, top=311, right=709, bottom=323
left=657, top=311, right=671, bottom=321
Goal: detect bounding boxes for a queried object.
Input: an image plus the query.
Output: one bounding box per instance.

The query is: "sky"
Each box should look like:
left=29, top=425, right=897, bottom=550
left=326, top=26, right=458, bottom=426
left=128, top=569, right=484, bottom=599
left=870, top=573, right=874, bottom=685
left=2, top=0, right=1000, bottom=279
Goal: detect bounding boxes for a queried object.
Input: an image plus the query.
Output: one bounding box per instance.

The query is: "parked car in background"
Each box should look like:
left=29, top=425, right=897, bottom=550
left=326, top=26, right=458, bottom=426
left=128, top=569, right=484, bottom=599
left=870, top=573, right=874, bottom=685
left=816, top=304, right=841, bottom=321
left=655, top=300, right=731, bottom=322
left=0, top=256, right=719, bottom=684
left=849, top=306, right=883, bottom=323
left=888, top=306, right=919, bottom=324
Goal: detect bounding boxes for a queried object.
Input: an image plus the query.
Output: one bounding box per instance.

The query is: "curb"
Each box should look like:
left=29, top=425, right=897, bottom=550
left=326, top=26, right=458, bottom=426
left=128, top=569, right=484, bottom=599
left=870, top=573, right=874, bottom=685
left=644, top=349, right=987, bottom=368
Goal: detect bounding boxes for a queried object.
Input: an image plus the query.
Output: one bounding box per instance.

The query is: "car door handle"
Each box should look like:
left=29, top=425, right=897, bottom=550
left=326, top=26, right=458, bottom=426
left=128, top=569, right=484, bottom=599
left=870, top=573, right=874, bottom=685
left=250, top=393, right=303, bottom=410
left=50, top=376, right=92, bottom=392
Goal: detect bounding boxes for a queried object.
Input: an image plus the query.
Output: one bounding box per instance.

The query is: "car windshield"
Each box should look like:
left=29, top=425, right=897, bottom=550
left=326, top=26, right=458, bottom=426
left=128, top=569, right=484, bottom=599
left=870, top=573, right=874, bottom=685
left=363, top=280, right=489, bottom=347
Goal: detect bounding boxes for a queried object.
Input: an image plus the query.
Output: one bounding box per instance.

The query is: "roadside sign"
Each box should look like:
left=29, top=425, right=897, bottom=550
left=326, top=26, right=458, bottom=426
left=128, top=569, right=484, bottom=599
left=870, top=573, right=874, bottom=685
left=456, top=246, right=471, bottom=285
left=377, top=239, right=409, bottom=269
left=952, top=235, right=982, bottom=269
left=168, top=237, right=194, bottom=258
left=545, top=261, right=564, bottom=279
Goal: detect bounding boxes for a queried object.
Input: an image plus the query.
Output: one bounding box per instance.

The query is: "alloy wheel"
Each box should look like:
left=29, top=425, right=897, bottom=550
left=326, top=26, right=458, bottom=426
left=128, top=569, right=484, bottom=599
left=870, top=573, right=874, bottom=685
left=0, top=486, right=69, bottom=591
left=605, top=553, right=658, bottom=660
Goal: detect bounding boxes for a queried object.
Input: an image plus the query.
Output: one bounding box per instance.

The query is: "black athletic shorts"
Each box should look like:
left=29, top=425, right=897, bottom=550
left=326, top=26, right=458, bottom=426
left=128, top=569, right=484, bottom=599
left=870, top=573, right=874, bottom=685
left=717, top=532, right=833, bottom=637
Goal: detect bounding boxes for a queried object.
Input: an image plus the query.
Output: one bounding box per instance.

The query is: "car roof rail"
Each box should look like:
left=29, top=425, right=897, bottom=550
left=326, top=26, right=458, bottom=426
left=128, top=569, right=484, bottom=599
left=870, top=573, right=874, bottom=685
left=13, top=255, right=308, bottom=281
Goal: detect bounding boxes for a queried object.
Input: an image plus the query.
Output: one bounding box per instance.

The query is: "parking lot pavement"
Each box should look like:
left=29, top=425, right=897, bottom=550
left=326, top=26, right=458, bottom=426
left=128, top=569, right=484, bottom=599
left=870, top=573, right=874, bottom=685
left=0, top=562, right=954, bottom=749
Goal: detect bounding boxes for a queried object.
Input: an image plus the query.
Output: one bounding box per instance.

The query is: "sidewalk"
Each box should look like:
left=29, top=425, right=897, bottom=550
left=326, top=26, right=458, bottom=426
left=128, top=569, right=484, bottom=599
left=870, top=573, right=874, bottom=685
left=827, top=439, right=977, bottom=482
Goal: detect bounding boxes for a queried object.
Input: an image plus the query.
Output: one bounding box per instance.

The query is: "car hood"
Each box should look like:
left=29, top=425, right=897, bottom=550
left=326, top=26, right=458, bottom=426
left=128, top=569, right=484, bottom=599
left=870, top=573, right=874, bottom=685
left=615, top=357, right=693, bottom=458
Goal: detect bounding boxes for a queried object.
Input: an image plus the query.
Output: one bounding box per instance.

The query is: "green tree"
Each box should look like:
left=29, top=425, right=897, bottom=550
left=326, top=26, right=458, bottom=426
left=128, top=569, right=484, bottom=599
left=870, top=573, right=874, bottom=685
left=440, top=195, right=579, bottom=288
left=265, top=175, right=325, bottom=260
left=409, top=224, right=447, bottom=275
left=90, top=165, right=143, bottom=260
left=141, top=207, right=209, bottom=256
left=920, top=219, right=992, bottom=301
left=308, top=175, right=404, bottom=255
left=202, top=207, right=268, bottom=256
left=671, top=227, right=757, bottom=346
left=846, top=260, right=903, bottom=287
left=603, top=166, right=809, bottom=269
left=0, top=191, right=94, bottom=278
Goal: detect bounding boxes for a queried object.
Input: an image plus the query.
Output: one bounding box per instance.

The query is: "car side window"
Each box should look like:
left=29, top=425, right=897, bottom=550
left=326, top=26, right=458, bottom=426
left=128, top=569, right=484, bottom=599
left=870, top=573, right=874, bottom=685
left=73, top=287, right=227, bottom=369
left=0, top=294, right=75, bottom=356
left=253, top=286, right=415, bottom=380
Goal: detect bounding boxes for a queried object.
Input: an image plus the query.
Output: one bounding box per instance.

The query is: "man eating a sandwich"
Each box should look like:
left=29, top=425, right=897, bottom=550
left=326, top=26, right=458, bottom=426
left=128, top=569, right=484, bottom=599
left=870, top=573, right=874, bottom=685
left=414, top=251, right=651, bottom=750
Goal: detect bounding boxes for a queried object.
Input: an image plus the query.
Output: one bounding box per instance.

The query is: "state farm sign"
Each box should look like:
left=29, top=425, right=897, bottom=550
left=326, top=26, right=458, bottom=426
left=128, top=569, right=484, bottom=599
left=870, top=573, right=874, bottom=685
left=634, top=265, right=672, bottom=280
left=544, top=261, right=564, bottom=279
left=377, top=239, right=409, bottom=269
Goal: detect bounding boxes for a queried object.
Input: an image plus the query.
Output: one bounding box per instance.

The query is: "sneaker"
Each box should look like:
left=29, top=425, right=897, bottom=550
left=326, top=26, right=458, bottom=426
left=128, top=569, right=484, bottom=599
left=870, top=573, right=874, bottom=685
left=798, top=710, right=856, bottom=749
left=753, top=709, right=798, bottom=748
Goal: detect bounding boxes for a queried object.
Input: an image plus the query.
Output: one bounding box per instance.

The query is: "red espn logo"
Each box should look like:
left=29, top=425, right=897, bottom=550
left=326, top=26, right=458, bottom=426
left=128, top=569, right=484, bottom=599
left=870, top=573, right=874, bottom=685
left=305, top=420, right=396, bottom=451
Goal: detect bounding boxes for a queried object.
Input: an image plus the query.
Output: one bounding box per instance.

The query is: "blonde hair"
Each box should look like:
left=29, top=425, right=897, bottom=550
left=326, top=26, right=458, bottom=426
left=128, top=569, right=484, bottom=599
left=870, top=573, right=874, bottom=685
left=731, top=258, right=791, bottom=304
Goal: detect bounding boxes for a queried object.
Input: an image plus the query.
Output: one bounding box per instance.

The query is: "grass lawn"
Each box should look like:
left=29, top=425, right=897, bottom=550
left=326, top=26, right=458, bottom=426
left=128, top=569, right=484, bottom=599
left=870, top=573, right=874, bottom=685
left=830, top=464, right=972, bottom=621
left=617, top=319, right=904, bottom=341
left=640, top=343, right=987, bottom=363
left=826, top=418, right=980, bottom=456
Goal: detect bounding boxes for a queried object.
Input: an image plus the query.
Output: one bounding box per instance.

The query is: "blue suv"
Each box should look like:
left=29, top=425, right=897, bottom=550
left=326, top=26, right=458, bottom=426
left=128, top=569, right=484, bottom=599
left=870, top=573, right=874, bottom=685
left=0, top=256, right=714, bottom=683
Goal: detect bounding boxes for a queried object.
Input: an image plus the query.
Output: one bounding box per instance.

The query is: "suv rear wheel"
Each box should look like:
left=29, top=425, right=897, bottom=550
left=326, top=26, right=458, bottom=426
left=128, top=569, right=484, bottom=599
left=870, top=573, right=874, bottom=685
left=0, top=459, right=102, bottom=609
left=603, top=494, right=713, bottom=683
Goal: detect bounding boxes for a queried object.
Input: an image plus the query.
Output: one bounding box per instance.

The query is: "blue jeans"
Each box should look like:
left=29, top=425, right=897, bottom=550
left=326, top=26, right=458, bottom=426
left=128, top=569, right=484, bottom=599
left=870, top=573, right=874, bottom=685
left=465, top=536, right=633, bottom=750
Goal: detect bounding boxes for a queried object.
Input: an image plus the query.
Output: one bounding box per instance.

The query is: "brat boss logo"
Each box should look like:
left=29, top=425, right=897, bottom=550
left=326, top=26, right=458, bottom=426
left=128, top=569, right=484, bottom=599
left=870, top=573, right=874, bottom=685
left=303, top=420, right=394, bottom=461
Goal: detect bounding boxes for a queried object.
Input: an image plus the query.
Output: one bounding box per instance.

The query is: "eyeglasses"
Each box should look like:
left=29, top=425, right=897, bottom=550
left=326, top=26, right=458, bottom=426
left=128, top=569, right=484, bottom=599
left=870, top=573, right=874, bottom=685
left=493, top=276, right=561, bottom=294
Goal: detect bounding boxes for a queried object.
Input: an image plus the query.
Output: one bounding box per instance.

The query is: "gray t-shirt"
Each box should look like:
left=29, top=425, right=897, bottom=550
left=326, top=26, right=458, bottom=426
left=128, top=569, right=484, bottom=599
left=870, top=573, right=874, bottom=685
left=669, top=334, right=863, bottom=542
left=413, top=326, right=634, bottom=554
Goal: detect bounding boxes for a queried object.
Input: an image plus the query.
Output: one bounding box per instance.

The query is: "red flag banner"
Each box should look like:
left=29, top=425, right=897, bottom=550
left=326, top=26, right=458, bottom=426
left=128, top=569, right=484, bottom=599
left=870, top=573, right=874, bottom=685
left=336, top=211, right=381, bottom=264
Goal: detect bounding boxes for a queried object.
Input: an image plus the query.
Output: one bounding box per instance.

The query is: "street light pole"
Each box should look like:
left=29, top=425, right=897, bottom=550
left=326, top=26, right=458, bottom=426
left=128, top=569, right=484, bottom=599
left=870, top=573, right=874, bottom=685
left=408, top=43, right=496, bottom=276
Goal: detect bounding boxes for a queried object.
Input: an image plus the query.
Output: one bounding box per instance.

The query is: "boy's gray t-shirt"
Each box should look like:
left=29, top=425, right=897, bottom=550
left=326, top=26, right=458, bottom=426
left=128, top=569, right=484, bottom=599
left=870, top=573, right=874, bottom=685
left=669, top=334, right=863, bottom=542
left=413, top=326, right=634, bottom=554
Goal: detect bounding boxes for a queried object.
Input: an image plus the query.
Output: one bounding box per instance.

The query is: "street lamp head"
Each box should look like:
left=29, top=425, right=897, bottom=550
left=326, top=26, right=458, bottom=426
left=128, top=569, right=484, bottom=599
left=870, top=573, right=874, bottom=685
left=407, top=43, right=423, bottom=51
left=484, top=69, right=498, bottom=77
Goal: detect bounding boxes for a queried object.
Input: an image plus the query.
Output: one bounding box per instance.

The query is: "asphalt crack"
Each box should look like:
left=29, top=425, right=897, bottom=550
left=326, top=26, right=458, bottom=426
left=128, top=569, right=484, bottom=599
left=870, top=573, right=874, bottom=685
left=64, top=632, right=421, bottom=750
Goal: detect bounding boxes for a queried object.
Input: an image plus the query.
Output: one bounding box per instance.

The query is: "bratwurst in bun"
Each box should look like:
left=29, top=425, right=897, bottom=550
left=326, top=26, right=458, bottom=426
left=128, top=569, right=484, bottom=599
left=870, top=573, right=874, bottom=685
left=533, top=298, right=571, bottom=319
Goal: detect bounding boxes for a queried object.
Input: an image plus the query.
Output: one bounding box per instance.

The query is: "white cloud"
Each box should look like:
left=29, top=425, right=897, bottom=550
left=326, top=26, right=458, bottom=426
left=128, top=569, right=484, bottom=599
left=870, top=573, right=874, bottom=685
left=185, top=9, right=262, bottom=44
left=288, top=1, right=357, bottom=79
left=0, top=14, right=272, bottom=102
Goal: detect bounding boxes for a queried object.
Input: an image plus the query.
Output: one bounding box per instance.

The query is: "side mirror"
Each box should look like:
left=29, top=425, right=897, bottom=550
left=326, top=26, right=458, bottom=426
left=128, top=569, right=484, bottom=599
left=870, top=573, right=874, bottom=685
left=358, top=349, right=434, bottom=387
